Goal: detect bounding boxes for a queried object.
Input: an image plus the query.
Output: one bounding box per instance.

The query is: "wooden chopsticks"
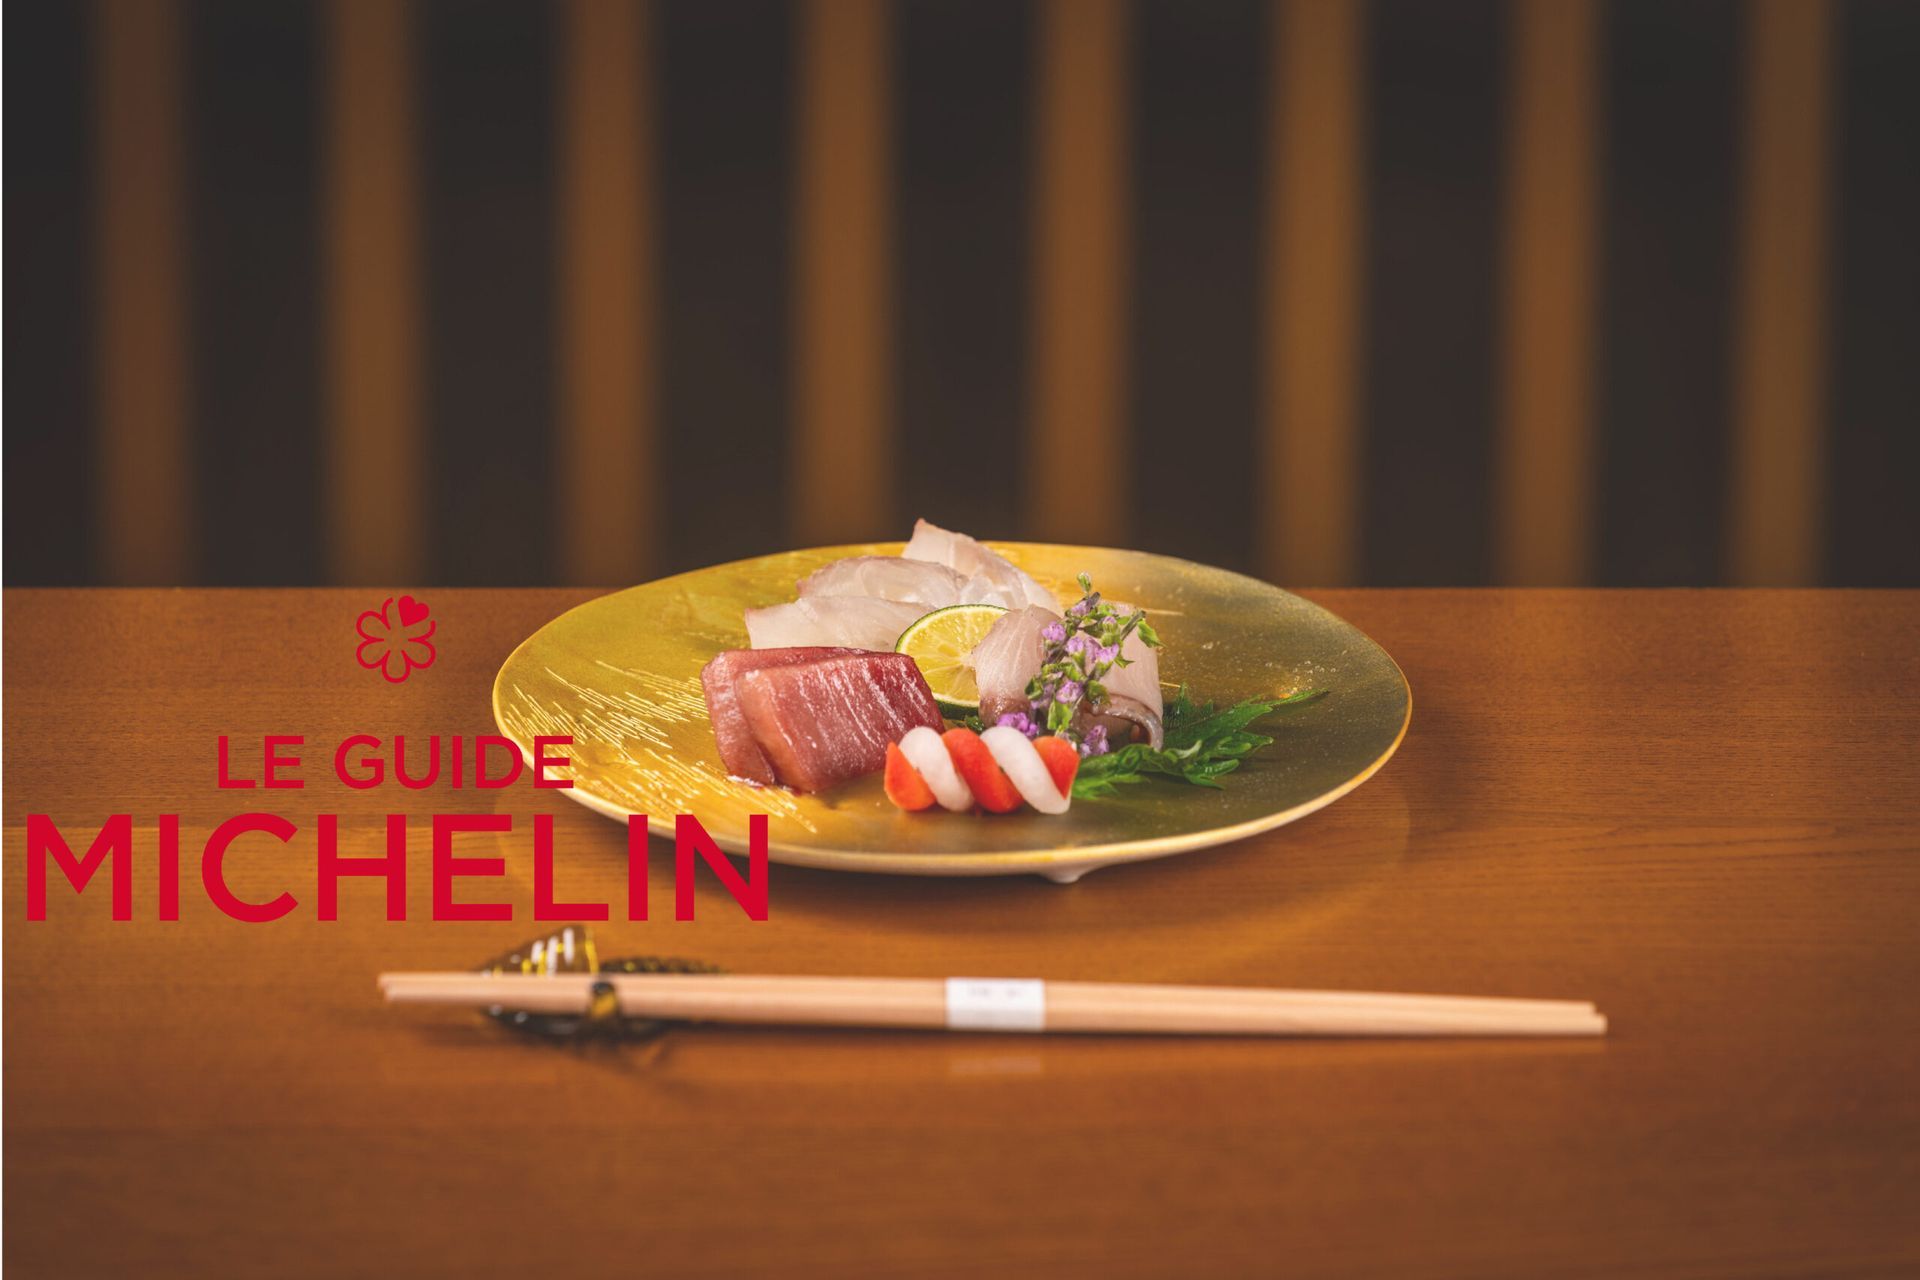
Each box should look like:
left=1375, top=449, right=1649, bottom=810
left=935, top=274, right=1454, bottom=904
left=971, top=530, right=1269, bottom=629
left=379, top=972, right=1607, bottom=1038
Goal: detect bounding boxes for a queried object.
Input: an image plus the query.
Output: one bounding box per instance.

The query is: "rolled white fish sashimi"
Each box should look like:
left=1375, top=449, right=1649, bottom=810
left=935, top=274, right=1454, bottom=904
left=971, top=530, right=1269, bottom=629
left=1089, top=695, right=1163, bottom=750
left=796, top=556, right=970, bottom=608
left=1101, top=616, right=1163, bottom=714
left=895, top=725, right=973, bottom=811
left=980, top=726, right=1073, bottom=814
left=970, top=605, right=1060, bottom=724
left=745, top=596, right=926, bottom=652
left=903, top=519, right=1057, bottom=611
left=968, top=602, right=1165, bottom=747
left=1094, top=613, right=1165, bottom=748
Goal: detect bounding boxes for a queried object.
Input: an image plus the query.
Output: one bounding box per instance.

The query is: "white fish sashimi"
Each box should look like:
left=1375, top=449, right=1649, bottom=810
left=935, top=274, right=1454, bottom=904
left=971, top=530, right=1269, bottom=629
left=903, top=519, right=1057, bottom=610
left=968, top=601, right=1166, bottom=747
left=745, top=596, right=926, bottom=652
left=796, top=556, right=969, bottom=608
left=1101, top=612, right=1163, bottom=718
left=970, top=605, right=1059, bottom=724
left=1090, top=695, right=1164, bottom=749
left=955, top=575, right=1045, bottom=610
left=1094, top=610, right=1166, bottom=748
left=901, top=518, right=984, bottom=572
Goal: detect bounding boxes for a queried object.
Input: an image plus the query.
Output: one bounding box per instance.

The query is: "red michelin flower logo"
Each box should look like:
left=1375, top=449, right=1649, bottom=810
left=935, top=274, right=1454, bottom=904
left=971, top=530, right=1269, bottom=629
left=356, top=595, right=436, bottom=683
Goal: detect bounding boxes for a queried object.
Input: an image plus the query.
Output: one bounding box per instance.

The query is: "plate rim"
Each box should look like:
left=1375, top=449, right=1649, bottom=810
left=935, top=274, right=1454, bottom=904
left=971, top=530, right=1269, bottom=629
left=492, top=542, right=1412, bottom=877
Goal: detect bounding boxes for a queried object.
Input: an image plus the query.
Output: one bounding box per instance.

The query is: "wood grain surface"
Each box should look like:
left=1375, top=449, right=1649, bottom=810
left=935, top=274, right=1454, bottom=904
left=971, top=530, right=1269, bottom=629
left=5, top=588, right=1917, bottom=1278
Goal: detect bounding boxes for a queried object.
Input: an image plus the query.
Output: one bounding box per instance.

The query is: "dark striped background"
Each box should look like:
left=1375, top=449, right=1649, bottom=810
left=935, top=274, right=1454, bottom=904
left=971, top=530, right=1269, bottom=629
left=7, top=0, right=1917, bottom=588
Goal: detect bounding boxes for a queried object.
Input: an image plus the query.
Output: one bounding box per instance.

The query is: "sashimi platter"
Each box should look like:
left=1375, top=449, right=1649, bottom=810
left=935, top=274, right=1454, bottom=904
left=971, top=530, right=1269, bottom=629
left=494, top=522, right=1410, bottom=880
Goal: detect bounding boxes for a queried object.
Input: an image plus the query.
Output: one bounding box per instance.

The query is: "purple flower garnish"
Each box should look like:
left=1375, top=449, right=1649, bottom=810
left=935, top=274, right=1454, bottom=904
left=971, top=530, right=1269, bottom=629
left=996, top=711, right=1039, bottom=738
left=1078, top=723, right=1110, bottom=757
left=1030, top=574, right=1159, bottom=739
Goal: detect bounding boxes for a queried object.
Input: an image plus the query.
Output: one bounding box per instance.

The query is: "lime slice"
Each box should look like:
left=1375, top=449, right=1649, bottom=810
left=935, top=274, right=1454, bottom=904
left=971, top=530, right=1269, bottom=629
left=895, top=603, right=1007, bottom=717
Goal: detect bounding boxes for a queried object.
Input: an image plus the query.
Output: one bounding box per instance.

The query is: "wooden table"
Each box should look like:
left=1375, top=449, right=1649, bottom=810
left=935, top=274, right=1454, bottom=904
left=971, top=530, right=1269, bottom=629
left=6, top=589, right=1917, bottom=1278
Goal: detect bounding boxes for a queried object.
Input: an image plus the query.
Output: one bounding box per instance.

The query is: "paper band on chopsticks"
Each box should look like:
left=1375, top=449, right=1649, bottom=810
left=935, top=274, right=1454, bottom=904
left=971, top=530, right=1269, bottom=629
left=946, top=978, right=1047, bottom=1032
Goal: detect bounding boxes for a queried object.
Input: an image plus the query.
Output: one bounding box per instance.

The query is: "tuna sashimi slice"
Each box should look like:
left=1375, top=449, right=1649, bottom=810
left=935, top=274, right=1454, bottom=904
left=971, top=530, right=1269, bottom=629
left=736, top=653, right=944, bottom=793
left=701, top=647, right=866, bottom=784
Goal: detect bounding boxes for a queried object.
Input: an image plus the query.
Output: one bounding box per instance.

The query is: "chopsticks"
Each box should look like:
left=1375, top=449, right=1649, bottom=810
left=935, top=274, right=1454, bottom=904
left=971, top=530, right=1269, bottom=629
left=379, top=972, right=1606, bottom=1038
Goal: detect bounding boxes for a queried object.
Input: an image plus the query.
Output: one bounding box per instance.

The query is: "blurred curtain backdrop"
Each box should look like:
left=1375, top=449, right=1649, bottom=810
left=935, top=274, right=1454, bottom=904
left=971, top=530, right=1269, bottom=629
left=6, top=0, right=1916, bottom=588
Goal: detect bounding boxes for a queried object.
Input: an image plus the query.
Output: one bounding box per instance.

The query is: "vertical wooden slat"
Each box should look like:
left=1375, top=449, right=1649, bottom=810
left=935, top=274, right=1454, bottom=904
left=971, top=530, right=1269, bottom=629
left=1031, top=0, right=1128, bottom=546
left=95, top=0, right=190, bottom=584
left=9, top=1, right=95, bottom=584
left=896, top=0, right=1032, bottom=540
left=657, top=1, right=793, bottom=571
left=1362, top=1, right=1503, bottom=586
left=1263, top=0, right=1364, bottom=585
left=1729, top=0, right=1833, bottom=586
left=1826, top=0, right=1920, bottom=587
left=1129, top=0, right=1264, bottom=573
left=193, top=0, right=325, bottom=586
left=1496, top=0, right=1601, bottom=586
left=419, top=0, right=559, bottom=585
left=325, top=0, right=421, bottom=584
left=559, top=0, right=654, bottom=583
left=794, top=0, right=891, bottom=546
left=1595, top=1, right=1740, bottom=587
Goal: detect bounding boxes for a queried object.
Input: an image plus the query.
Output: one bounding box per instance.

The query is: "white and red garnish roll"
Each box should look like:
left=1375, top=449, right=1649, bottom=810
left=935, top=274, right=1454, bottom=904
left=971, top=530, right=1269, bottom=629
left=884, top=726, right=1079, bottom=815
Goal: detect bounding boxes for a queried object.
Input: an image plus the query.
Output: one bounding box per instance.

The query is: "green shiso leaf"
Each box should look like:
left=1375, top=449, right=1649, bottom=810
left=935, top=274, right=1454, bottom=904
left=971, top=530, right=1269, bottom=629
left=1070, top=685, right=1328, bottom=799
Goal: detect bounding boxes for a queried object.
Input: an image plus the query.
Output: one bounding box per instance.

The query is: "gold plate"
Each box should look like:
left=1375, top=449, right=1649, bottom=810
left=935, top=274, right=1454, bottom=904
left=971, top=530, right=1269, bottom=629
left=493, top=543, right=1410, bottom=882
